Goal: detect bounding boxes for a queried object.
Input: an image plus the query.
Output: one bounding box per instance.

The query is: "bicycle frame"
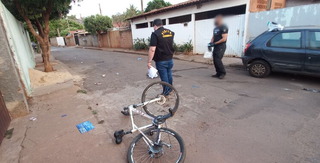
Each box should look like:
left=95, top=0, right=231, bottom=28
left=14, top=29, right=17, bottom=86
left=127, top=97, right=163, bottom=146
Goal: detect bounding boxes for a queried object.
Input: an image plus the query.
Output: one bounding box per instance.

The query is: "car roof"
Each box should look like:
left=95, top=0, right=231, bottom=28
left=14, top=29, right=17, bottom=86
left=284, top=26, right=320, bottom=30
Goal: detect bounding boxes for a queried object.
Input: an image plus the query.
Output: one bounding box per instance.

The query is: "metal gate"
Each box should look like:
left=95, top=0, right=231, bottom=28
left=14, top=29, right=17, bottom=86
left=0, top=90, right=11, bottom=145
left=195, top=14, right=246, bottom=57
left=223, top=15, right=246, bottom=57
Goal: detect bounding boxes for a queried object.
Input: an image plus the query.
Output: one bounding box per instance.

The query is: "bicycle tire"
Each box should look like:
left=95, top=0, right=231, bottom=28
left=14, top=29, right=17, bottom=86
left=127, top=128, right=186, bottom=163
left=141, top=81, right=179, bottom=118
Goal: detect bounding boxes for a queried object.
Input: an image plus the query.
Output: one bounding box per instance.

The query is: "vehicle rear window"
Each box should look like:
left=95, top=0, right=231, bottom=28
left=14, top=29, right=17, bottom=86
left=268, top=32, right=301, bottom=48
left=309, top=32, right=320, bottom=50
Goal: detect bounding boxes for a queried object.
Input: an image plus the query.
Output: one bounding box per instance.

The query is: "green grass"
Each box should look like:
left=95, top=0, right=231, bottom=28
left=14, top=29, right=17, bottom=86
left=92, top=110, right=98, bottom=115
left=77, top=89, right=87, bottom=94
left=5, top=128, right=14, bottom=139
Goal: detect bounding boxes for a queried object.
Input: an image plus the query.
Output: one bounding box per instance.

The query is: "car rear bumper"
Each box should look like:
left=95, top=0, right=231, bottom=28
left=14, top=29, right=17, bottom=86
left=242, top=56, right=252, bottom=68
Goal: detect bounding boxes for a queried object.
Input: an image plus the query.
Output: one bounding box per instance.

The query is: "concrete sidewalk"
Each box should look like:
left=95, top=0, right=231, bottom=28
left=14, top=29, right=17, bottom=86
left=29, top=53, right=75, bottom=96
left=75, top=46, right=244, bottom=68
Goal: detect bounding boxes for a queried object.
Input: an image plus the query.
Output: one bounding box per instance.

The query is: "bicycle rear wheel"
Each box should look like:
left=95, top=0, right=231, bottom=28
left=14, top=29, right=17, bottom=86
left=127, top=128, right=186, bottom=163
left=142, top=81, right=179, bottom=118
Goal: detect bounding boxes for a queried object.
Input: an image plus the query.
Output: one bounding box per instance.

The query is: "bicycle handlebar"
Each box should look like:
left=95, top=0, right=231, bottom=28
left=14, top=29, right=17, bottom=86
left=153, top=108, right=174, bottom=125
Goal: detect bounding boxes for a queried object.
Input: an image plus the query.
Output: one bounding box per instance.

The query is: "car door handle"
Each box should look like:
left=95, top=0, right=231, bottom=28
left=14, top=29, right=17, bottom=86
left=308, top=57, right=311, bottom=59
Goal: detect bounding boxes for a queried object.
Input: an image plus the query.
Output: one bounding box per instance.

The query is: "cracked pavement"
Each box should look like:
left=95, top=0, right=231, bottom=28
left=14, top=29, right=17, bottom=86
left=1, top=47, right=320, bottom=163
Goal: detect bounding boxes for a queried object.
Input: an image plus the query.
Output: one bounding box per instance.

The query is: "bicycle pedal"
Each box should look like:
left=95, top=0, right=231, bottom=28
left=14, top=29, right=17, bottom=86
left=114, top=130, right=125, bottom=144
left=121, top=110, right=130, bottom=116
left=114, top=130, right=124, bottom=136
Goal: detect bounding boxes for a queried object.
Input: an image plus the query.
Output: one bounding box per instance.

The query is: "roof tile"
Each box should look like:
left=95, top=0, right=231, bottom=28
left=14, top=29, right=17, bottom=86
left=128, top=0, right=214, bottom=20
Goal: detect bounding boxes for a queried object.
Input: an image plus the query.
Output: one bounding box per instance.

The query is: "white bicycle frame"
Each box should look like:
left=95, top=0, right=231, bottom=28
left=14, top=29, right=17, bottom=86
left=127, top=97, right=163, bottom=146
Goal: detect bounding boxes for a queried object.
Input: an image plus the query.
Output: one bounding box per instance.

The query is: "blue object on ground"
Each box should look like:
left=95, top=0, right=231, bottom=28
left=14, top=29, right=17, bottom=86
left=62, top=115, right=67, bottom=117
left=138, top=58, right=142, bottom=60
left=76, top=121, right=95, bottom=134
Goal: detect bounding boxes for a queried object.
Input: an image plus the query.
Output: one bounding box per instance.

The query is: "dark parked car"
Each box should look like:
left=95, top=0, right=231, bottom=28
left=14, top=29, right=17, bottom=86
left=242, top=26, right=320, bottom=78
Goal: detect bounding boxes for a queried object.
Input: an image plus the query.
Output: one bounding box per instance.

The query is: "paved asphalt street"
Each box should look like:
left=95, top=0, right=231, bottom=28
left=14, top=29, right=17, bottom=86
left=51, top=47, right=320, bottom=163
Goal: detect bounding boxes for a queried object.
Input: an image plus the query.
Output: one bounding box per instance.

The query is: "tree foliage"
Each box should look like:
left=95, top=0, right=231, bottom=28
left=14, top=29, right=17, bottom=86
left=1, top=0, right=74, bottom=72
left=112, top=13, right=127, bottom=28
left=145, top=0, right=172, bottom=12
left=112, top=4, right=141, bottom=28
left=49, top=19, right=83, bottom=37
left=125, top=4, right=141, bottom=19
left=84, top=14, right=112, bottom=34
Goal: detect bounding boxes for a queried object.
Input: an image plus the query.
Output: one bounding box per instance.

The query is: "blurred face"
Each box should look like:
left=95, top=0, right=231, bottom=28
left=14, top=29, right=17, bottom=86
left=214, top=16, right=222, bottom=26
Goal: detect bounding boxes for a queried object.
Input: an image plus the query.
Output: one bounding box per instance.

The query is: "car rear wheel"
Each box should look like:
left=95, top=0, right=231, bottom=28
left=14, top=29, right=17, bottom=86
left=248, top=60, right=271, bottom=78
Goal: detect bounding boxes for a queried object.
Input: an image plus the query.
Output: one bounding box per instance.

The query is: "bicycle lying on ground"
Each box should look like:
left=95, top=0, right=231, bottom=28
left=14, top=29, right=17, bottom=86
left=114, top=81, right=186, bottom=163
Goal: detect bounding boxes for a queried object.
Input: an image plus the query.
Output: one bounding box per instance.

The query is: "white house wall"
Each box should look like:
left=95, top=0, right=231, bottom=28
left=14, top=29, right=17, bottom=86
left=247, top=4, right=320, bottom=42
left=131, top=0, right=249, bottom=52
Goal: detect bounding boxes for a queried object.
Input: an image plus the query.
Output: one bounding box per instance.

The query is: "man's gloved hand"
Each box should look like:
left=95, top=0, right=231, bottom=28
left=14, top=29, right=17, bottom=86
left=207, top=43, right=214, bottom=52
left=208, top=42, right=215, bottom=47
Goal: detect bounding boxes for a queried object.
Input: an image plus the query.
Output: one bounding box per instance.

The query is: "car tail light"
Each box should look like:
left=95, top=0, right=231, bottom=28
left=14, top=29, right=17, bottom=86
left=244, top=43, right=251, bottom=53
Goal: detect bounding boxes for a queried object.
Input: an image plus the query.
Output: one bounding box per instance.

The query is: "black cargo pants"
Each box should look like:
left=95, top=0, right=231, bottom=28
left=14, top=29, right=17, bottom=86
left=213, top=44, right=226, bottom=76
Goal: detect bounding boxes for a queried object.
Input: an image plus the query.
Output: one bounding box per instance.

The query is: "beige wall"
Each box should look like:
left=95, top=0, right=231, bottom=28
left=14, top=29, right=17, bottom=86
left=101, top=29, right=133, bottom=49
left=50, top=38, right=58, bottom=46
left=119, top=30, right=133, bottom=49
left=249, top=0, right=286, bottom=12
left=65, top=36, right=76, bottom=46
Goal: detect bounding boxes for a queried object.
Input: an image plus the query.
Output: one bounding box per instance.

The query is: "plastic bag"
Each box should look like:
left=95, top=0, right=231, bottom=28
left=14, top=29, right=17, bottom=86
left=148, top=66, right=158, bottom=79
left=267, top=22, right=284, bottom=31
left=204, top=51, right=212, bottom=59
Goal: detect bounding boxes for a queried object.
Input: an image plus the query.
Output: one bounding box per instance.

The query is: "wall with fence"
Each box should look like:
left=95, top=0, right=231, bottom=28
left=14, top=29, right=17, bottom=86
left=0, top=2, right=35, bottom=96
left=102, top=29, right=133, bottom=49
left=247, top=4, right=320, bottom=42
left=0, top=1, right=31, bottom=117
left=65, top=35, right=76, bottom=46
left=79, top=34, right=93, bottom=47
left=50, top=38, right=58, bottom=46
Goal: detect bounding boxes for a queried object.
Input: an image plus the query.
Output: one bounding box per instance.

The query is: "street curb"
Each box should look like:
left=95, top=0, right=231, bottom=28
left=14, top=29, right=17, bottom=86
left=75, top=46, right=244, bottom=68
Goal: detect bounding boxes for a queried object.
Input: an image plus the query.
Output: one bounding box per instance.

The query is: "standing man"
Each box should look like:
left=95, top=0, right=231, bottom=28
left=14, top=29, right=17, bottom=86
left=210, top=15, right=228, bottom=79
left=147, top=18, right=175, bottom=95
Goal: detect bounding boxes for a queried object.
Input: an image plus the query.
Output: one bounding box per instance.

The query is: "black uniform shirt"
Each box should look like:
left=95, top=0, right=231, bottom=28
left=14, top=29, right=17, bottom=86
left=213, top=24, right=228, bottom=45
left=150, top=27, right=175, bottom=62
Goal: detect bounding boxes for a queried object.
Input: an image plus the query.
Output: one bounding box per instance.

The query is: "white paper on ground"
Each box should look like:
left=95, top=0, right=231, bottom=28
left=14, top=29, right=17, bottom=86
left=204, top=51, right=213, bottom=59
left=148, top=66, right=158, bottom=79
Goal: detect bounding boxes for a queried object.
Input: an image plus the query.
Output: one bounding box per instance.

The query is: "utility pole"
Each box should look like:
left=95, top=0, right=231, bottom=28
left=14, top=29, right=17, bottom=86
left=57, top=28, right=61, bottom=37
left=99, top=3, right=102, bottom=15
left=141, top=0, right=144, bottom=13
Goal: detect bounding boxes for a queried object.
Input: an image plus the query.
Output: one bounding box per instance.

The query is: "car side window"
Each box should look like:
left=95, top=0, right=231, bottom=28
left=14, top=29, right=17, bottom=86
left=309, top=31, right=320, bottom=50
left=268, top=32, right=301, bottom=48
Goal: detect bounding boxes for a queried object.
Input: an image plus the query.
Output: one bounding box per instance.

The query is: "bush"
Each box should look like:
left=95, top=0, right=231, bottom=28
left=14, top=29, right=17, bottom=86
left=173, top=42, right=184, bottom=53
left=173, top=40, right=193, bottom=54
left=133, top=38, right=150, bottom=50
left=182, top=40, right=193, bottom=52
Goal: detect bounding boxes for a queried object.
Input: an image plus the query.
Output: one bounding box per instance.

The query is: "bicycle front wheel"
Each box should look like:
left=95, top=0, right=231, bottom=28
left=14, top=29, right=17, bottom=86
left=127, top=128, right=186, bottom=163
left=142, top=81, right=179, bottom=118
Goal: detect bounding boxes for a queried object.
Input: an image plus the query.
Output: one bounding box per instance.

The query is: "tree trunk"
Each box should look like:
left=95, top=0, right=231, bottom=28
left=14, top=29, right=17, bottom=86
left=40, top=41, right=54, bottom=72
left=13, top=0, right=54, bottom=72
